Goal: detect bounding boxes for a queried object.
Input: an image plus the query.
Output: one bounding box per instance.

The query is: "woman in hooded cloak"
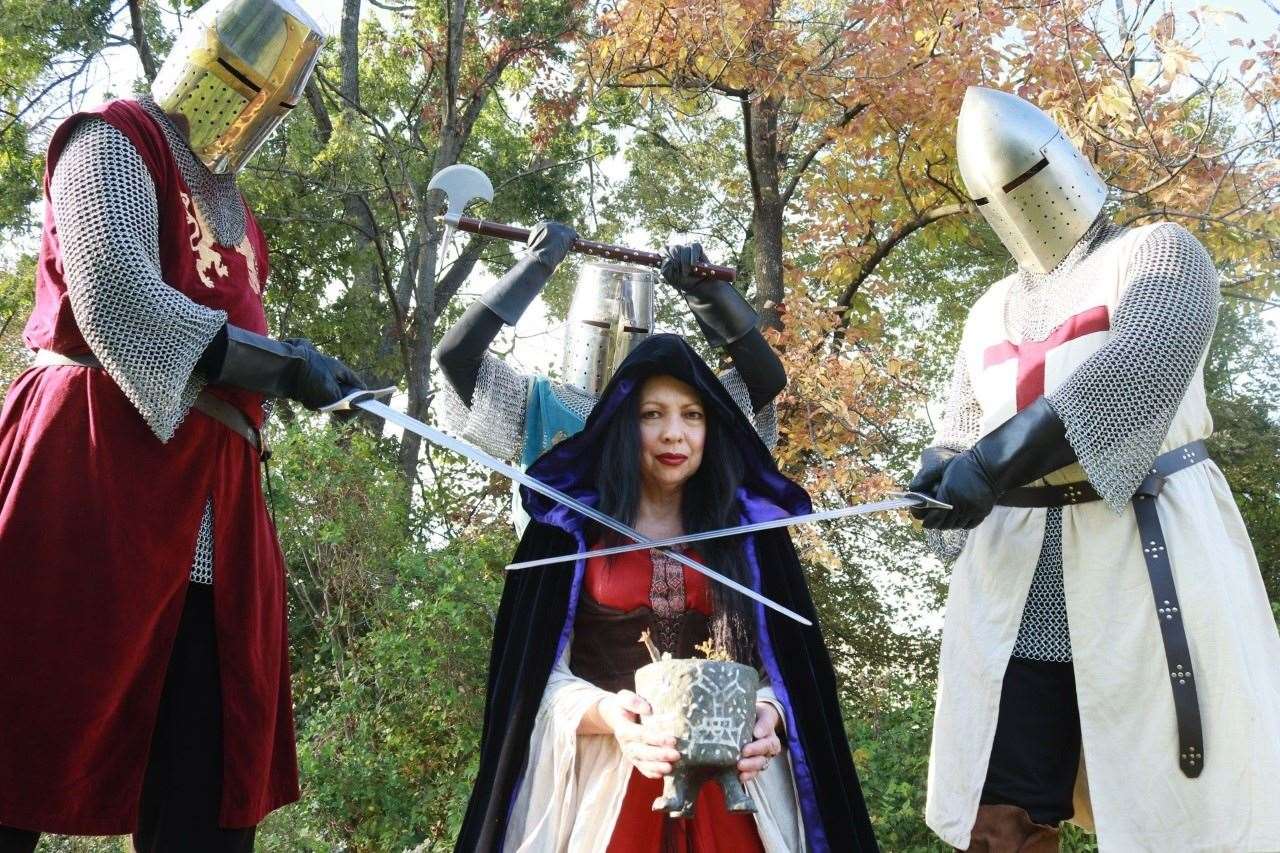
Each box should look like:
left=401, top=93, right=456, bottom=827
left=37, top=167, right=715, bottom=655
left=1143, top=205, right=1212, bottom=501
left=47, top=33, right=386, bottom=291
left=456, top=334, right=878, bottom=853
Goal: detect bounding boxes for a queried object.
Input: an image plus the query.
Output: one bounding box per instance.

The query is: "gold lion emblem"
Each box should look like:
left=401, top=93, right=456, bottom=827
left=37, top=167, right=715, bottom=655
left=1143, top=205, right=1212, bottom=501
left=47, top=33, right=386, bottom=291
left=182, top=192, right=260, bottom=293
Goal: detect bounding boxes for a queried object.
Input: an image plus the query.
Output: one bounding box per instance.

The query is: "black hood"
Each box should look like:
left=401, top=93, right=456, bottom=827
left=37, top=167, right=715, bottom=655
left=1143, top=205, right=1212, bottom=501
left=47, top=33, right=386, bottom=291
left=522, top=333, right=810, bottom=533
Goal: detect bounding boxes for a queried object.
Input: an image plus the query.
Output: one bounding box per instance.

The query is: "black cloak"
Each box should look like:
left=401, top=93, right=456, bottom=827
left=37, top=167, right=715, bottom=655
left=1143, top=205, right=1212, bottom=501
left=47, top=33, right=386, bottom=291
left=456, top=334, right=878, bottom=852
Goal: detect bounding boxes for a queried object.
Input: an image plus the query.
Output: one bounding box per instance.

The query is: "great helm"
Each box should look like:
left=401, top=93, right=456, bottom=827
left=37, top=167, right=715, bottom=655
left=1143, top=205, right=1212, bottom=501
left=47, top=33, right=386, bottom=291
left=562, top=261, right=656, bottom=396
left=151, top=0, right=325, bottom=174
left=957, top=86, right=1108, bottom=274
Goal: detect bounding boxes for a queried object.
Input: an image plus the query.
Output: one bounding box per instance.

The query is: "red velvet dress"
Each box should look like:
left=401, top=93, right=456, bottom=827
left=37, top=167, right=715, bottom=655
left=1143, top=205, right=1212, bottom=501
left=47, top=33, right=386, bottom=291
left=579, top=549, right=765, bottom=853
left=0, top=100, right=296, bottom=833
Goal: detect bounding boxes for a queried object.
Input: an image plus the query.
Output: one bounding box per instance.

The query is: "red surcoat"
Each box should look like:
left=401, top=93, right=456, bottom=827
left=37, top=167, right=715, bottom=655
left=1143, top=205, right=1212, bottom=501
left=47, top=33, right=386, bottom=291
left=0, top=99, right=297, bottom=833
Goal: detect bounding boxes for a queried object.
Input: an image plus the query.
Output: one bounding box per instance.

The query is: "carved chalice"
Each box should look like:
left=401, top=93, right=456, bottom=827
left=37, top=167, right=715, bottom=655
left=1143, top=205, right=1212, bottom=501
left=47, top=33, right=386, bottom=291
left=634, top=657, right=760, bottom=818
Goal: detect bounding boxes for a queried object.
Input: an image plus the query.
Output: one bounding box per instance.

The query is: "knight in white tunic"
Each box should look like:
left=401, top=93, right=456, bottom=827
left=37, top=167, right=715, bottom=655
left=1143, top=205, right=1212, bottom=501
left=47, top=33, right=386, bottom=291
left=910, top=87, right=1280, bottom=852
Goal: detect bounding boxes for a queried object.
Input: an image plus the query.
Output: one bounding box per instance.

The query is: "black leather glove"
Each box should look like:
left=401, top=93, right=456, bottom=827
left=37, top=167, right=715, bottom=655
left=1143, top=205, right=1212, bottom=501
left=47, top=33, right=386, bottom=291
left=908, top=446, right=960, bottom=519
left=480, top=221, right=577, bottom=325
left=202, top=324, right=365, bottom=410
left=918, top=397, right=1077, bottom=530
left=660, top=243, right=756, bottom=347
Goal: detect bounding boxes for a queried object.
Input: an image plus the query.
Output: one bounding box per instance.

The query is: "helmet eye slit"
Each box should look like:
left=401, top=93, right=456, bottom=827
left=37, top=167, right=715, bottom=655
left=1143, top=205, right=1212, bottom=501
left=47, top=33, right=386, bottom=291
left=215, top=57, right=262, bottom=93
left=1001, top=156, right=1050, bottom=194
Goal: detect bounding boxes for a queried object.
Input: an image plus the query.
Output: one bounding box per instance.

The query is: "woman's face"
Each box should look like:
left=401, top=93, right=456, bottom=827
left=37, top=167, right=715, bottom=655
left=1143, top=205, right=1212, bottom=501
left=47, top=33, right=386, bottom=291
left=637, top=374, right=706, bottom=494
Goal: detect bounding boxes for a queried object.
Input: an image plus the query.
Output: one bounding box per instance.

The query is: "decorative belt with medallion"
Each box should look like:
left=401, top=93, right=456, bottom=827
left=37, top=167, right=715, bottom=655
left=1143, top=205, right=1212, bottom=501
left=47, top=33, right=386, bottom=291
left=998, top=439, right=1209, bottom=779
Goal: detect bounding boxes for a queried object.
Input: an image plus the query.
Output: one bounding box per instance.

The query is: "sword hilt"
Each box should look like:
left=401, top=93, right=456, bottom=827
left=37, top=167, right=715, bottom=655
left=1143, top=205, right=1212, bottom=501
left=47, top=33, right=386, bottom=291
left=887, top=490, right=953, bottom=511
left=320, top=386, right=396, bottom=413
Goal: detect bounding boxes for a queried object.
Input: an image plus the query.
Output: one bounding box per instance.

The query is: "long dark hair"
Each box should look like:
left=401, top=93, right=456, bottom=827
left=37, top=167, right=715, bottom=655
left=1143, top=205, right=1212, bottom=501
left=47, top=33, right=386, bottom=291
left=592, top=381, right=756, bottom=663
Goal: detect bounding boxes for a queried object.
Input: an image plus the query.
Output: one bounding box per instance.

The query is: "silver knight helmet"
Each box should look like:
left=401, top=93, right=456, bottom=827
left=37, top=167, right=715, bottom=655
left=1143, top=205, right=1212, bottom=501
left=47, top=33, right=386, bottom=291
left=151, top=0, right=325, bottom=174
left=957, top=86, right=1108, bottom=274
left=562, top=262, right=656, bottom=395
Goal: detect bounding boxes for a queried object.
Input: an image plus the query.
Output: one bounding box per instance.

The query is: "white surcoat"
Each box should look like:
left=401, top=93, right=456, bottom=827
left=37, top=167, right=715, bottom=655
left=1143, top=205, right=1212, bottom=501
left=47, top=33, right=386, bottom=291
left=925, top=222, right=1280, bottom=852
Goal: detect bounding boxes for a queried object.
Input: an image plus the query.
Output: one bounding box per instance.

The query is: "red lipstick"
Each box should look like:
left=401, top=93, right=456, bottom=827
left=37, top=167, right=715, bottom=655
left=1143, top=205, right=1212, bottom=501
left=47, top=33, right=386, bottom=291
left=656, top=453, right=688, bottom=466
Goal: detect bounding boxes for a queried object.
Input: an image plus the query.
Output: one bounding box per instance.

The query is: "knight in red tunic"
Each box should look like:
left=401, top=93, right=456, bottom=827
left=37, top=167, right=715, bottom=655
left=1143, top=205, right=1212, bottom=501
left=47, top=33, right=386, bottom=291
left=0, top=1, right=365, bottom=849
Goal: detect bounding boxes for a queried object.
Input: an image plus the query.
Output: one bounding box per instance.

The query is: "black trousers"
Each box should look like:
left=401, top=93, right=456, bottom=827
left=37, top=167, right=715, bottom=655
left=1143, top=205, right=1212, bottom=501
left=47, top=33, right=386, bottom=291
left=980, top=656, right=1082, bottom=826
left=0, top=585, right=256, bottom=853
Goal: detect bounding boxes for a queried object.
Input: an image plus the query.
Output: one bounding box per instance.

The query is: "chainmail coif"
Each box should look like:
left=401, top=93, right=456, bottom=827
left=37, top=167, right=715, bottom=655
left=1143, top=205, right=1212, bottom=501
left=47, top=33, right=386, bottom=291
left=139, top=96, right=246, bottom=247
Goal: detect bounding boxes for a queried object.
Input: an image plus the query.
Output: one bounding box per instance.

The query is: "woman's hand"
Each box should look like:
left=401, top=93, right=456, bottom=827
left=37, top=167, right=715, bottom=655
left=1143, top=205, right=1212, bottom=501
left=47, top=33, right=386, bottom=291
left=736, top=701, right=783, bottom=785
left=597, top=690, right=682, bottom=779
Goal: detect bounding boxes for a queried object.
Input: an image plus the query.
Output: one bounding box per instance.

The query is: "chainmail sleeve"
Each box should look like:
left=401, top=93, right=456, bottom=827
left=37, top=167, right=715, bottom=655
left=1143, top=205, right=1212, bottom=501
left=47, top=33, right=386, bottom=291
left=437, top=352, right=531, bottom=462
left=1046, top=223, right=1220, bottom=511
left=717, top=367, right=779, bottom=450
left=51, top=119, right=228, bottom=443
left=548, top=380, right=599, bottom=425
left=932, top=349, right=983, bottom=453
left=925, top=349, right=983, bottom=562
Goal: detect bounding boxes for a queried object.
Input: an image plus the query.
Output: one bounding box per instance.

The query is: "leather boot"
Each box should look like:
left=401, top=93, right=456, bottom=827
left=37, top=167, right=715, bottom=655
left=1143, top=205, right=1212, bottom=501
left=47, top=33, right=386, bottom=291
left=961, top=804, right=1061, bottom=853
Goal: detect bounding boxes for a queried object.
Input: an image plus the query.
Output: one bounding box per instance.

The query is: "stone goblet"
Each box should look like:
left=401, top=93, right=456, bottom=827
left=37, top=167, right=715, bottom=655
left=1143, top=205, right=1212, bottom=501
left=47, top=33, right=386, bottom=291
left=634, top=658, right=760, bottom=818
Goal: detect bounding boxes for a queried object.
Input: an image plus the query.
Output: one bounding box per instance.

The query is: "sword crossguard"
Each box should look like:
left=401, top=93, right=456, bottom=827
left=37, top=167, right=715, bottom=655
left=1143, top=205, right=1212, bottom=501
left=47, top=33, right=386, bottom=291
left=887, top=490, right=953, bottom=511
left=320, top=386, right=397, bottom=413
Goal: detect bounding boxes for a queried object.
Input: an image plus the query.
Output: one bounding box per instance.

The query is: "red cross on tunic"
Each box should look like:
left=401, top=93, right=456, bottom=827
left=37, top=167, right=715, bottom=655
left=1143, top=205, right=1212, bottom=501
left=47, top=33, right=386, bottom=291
left=984, top=305, right=1111, bottom=411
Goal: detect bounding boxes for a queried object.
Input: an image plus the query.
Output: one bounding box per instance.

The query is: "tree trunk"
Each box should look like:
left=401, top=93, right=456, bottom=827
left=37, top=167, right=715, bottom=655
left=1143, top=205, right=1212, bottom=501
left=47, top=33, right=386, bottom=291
left=396, top=197, right=443, bottom=482
left=332, top=0, right=396, bottom=394
left=745, top=94, right=786, bottom=330
left=340, top=0, right=362, bottom=106
left=128, top=0, right=157, bottom=82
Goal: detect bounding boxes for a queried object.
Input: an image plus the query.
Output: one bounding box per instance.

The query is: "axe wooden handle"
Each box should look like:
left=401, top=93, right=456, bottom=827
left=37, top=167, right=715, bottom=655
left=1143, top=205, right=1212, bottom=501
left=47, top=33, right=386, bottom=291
left=449, top=215, right=738, bottom=282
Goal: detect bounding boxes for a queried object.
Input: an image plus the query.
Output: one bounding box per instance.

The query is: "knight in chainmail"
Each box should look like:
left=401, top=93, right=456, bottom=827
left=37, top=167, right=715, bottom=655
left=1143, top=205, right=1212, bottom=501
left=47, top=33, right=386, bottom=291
left=437, top=227, right=785, bottom=537
left=912, top=88, right=1280, bottom=853
left=0, top=2, right=366, bottom=848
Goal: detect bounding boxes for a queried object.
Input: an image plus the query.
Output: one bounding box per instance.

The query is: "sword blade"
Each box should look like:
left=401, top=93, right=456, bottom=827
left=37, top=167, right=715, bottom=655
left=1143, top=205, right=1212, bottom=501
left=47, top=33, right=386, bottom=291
left=351, top=398, right=813, bottom=627
left=505, top=492, right=950, bottom=570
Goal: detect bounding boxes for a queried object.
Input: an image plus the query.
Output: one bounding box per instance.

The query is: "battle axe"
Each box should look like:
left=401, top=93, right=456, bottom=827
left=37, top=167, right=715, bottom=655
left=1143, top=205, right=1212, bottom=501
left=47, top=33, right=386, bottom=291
left=427, top=164, right=738, bottom=282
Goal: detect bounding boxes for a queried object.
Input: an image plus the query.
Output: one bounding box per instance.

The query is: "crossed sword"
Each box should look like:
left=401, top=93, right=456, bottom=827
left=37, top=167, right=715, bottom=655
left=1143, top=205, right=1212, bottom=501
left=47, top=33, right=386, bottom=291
left=326, top=390, right=948, bottom=627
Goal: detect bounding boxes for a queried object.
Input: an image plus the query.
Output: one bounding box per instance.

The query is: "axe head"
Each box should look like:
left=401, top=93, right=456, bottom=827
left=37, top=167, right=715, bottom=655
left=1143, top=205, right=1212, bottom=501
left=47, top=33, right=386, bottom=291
left=428, top=164, right=494, bottom=220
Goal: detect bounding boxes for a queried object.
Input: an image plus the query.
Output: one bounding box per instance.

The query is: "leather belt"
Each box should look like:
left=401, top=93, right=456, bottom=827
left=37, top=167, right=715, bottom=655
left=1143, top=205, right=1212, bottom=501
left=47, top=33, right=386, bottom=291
left=999, top=440, right=1208, bottom=778
left=34, top=349, right=266, bottom=458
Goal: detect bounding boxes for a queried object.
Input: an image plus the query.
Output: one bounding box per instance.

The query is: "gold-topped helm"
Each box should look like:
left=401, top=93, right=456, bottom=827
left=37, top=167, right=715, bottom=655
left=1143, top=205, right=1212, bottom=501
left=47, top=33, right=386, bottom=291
left=151, top=0, right=325, bottom=174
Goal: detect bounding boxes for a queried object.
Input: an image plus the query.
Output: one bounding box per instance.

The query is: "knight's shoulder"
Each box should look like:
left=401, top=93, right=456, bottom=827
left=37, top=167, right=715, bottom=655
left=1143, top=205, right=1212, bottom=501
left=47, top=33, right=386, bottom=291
left=86, top=98, right=160, bottom=136
left=970, top=270, right=1018, bottom=313
left=1130, top=220, right=1207, bottom=252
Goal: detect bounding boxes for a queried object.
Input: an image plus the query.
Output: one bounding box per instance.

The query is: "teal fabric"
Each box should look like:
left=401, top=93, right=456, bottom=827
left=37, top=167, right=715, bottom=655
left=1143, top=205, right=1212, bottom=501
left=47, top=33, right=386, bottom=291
left=519, top=375, right=588, bottom=467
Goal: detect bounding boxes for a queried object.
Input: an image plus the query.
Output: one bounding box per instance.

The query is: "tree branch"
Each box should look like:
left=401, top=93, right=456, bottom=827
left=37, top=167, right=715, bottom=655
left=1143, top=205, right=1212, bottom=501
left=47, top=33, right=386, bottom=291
left=304, top=79, right=333, bottom=145
left=834, top=203, right=971, bottom=327
left=780, top=101, right=866, bottom=207
left=741, top=98, right=764, bottom=210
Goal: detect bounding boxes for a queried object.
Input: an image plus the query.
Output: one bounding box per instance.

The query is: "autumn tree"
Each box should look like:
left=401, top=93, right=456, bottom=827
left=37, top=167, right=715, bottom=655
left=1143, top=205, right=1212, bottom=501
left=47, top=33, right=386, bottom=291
left=588, top=0, right=1280, bottom=691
